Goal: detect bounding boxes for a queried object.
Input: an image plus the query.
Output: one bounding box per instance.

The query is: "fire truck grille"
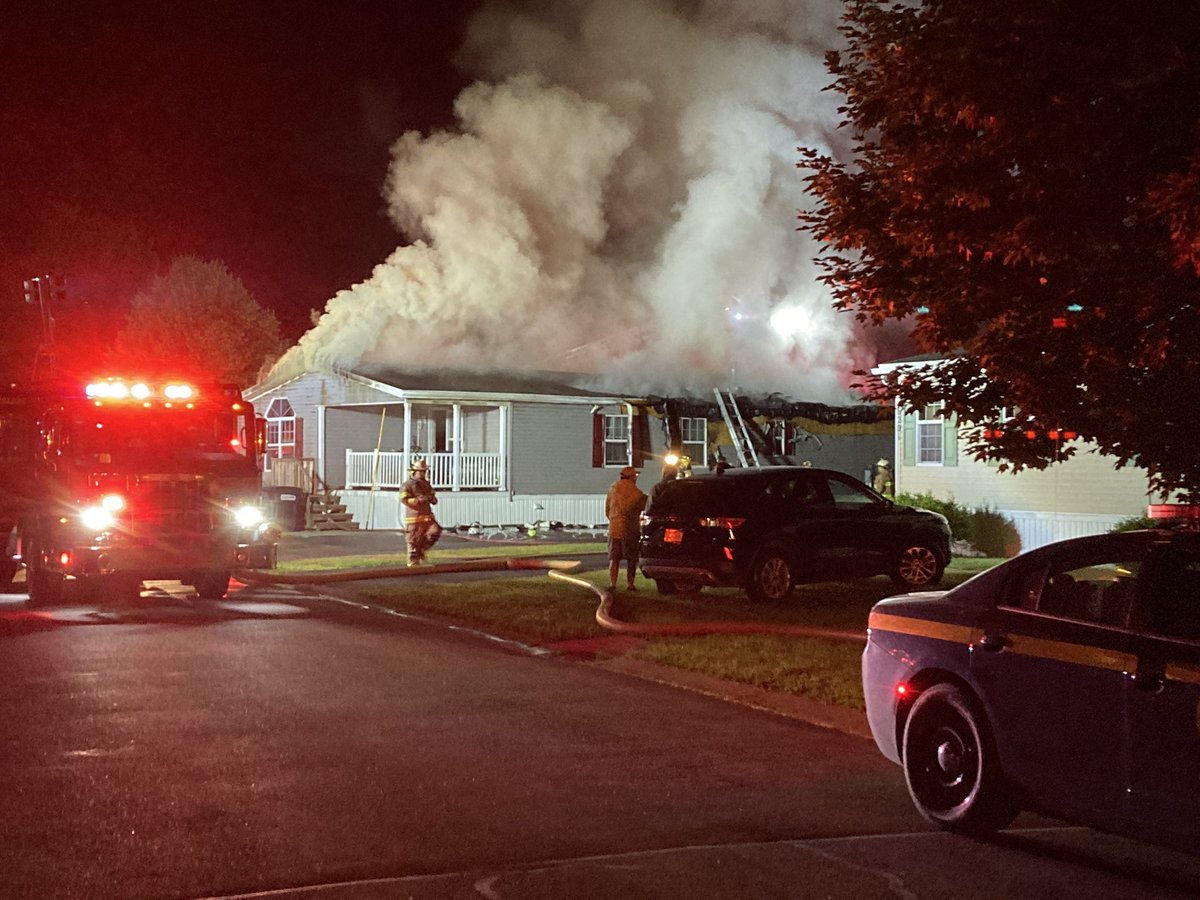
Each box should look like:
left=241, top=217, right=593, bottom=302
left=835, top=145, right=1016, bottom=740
left=126, top=480, right=218, bottom=536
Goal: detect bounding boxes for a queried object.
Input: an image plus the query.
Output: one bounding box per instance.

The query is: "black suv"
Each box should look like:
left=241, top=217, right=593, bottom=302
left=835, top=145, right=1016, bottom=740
left=639, top=467, right=951, bottom=601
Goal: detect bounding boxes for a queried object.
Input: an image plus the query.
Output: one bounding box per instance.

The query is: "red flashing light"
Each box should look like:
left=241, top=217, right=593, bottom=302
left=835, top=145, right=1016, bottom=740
left=1063, top=431, right=1077, bottom=440
left=1051, top=317, right=1068, bottom=328
left=1048, top=429, right=1059, bottom=440
left=895, top=682, right=910, bottom=698
left=229, top=438, right=242, bottom=449
left=1024, top=430, right=1038, bottom=440
left=59, top=551, right=72, bottom=567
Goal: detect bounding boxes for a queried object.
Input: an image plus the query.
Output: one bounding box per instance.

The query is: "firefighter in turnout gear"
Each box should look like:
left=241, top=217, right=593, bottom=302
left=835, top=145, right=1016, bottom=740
left=399, top=458, right=442, bottom=566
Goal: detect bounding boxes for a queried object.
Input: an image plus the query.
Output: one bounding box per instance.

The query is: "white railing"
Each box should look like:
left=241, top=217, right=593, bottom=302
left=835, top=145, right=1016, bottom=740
left=345, top=451, right=504, bottom=490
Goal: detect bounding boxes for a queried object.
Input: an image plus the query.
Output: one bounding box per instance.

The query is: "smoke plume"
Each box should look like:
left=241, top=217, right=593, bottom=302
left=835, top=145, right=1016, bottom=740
left=275, top=0, right=884, bottom=402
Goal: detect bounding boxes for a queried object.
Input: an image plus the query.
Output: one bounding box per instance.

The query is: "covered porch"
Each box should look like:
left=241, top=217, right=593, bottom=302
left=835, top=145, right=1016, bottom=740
left=335, top=400, right=508, bottom=492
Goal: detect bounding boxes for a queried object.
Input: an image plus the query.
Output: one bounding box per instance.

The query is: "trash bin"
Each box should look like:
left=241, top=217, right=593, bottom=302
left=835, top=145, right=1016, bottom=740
left=261, top=486, right=308, bottom=532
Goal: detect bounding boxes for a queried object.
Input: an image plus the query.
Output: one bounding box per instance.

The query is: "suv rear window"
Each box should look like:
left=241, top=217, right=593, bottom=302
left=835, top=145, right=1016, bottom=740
left=648, top=476, right=767, bottom=516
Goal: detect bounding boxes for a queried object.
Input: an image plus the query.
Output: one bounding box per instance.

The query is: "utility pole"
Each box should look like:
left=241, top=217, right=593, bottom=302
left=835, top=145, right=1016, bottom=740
left=23, top=274, right=65, bottom=381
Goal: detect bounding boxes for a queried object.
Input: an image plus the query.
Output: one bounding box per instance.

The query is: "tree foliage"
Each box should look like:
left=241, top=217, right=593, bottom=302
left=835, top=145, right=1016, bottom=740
left=112, top=256, right=285, bottom=386
left=799, top=1, right=1200, bottom=499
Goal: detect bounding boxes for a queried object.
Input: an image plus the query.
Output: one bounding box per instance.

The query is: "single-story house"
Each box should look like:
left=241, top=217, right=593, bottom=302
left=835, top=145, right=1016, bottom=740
left=244, top=365, right=893, bottom=531
left=873, top=355, right=1161, bottom=551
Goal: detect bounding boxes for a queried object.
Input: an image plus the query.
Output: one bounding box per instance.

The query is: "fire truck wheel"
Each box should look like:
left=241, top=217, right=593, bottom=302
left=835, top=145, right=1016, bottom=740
left=195, top=570, right=231, bottom=599
left=27, top=565, right=64, bottom=606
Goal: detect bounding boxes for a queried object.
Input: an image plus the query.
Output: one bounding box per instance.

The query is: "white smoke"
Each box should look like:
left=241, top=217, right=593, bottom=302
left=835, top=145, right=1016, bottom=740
left=277, top=0, right=875, bottom=402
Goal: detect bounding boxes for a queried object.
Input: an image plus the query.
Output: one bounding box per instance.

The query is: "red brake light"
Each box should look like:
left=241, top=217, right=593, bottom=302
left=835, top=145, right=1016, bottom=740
left=895, top=682, right=910, bottom=698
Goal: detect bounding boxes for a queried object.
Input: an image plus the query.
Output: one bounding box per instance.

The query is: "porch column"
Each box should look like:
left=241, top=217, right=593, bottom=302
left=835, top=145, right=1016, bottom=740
left=499, top=404, right=509, bottom=492
left=452, top=403, right=462, bottom=491
left=402, top=400, right=412, bottom=477
left=317, top=405, right=326, bottom=490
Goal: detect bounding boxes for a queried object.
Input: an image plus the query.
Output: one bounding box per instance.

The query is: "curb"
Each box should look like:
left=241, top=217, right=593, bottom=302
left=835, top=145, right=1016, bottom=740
left=547, top=570, right=872, bottom=740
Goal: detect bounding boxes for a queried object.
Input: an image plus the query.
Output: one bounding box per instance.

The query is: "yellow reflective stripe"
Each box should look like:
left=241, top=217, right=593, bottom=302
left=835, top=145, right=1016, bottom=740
left=1004, top=634, right=1136, bottom=673
left=868, top=612, right=1137, bottom=674
left=867, top=612, right=975, bottom=646
left=1167, top=662, right=1200, bottom=685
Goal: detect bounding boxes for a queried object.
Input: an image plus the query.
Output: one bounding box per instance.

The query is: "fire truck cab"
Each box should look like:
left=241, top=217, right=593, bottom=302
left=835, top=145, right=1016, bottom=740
left=0, top=376, right=277, bottom=604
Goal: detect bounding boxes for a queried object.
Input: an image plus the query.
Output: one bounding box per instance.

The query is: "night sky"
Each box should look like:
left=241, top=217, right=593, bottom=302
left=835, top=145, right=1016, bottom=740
left=1, top=0, right=483, bottom=345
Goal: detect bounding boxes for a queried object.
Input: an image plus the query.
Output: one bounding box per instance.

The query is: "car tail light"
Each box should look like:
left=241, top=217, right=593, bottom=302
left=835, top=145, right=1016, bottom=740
left=699, top=517, right=745, bottom=529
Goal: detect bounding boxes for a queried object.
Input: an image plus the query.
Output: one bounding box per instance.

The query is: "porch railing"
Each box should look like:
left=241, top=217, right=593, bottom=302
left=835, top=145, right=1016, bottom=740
left=345, top=450, right=504, bottom=490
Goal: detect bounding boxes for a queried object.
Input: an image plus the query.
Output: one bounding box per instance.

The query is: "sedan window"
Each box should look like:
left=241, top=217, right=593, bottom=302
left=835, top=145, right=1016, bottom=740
left=1141, top=548, right=1200, bottom=642
left=1004, top=546, right=1146, bottom=628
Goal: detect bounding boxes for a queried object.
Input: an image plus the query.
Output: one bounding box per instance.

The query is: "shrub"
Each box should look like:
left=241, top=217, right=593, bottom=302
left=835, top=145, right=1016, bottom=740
left=1110, top=515, right=1157, bottom=533
left=894, top=491, right=974, bottom=544
left=969, top=507, right=1022, bottom=558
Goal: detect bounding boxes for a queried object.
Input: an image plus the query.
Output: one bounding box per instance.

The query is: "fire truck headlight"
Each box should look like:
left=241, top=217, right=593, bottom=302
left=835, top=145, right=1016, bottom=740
left=81, top=506, right=115, bottom=531
left=233, top=505, right=264, bottom=528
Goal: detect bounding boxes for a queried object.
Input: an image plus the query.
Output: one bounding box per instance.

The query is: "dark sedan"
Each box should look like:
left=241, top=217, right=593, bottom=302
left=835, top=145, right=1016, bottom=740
left=639, top=466, right=951, bottom=600
left=863, top=528, right=1200, bottom=854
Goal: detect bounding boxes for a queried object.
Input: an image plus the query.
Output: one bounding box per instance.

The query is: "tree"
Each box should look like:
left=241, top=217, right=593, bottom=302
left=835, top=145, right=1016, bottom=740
left=111, top=256, right=285, bottom=386
left=799, top=1, right=1200, bottom=500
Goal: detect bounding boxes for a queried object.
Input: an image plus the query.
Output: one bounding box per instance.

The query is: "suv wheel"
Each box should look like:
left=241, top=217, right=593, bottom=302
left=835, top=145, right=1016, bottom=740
left=748, top=547, right=794, bottom=602
left=892, top=544, right=944, bottom=588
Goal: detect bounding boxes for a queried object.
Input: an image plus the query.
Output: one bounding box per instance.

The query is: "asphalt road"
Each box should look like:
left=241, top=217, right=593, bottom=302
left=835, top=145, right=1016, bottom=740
left=1, top=576, right=1198, bottom=899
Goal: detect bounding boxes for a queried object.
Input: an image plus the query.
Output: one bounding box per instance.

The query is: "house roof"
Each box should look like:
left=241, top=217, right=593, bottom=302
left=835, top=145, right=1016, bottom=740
left=245, top=363, right=634, bottom=405
left=352, top=365, right=625, bottom=399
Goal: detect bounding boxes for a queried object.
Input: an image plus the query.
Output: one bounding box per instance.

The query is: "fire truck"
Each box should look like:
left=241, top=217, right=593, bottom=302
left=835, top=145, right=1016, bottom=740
left=0, top=376, right=277, bottom=604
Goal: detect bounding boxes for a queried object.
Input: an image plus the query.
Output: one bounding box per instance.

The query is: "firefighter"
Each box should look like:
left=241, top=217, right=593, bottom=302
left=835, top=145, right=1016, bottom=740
left=873, top=458, right=894, bottom=496
left=605, top=465, right=647, bottom=591
left=399, top=458, right=442, bottom=566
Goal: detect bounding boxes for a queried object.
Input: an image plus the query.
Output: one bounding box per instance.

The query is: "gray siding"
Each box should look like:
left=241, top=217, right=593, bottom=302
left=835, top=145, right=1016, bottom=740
left=510, top=402, right=616, bottom=494
left=324, top=405, right=407, bottom=489
left=247, top=373, right=397, bottom=463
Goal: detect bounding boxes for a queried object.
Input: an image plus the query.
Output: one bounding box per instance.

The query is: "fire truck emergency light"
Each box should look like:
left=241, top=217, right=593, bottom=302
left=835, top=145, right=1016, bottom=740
left=85, top=379, right=198, bottom=402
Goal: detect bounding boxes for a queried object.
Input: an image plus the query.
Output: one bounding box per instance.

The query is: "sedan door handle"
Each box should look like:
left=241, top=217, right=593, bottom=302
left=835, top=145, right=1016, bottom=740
left=978, top=632, right=1007, bottom=652
left=1132, top=672, right=1165, bottom=694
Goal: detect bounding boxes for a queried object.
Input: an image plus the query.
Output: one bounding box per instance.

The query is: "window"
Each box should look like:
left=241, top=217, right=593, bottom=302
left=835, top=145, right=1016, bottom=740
left=265, top=397, right=296, bottom=465
left=826, top=474, right=879, bottom=510
left=1008, top=548, right=1145, bottom=628
left=680, top=417, right=707, bottom=468
left=1144, top=548, right=1200, bottom=641
left=917, top=404, right=943, bottom=465
left=604, top=414, right=629, bottom=466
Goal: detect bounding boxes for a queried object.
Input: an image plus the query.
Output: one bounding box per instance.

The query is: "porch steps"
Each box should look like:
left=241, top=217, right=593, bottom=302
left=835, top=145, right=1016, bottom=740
left=307, top=492, right=360, bottom=531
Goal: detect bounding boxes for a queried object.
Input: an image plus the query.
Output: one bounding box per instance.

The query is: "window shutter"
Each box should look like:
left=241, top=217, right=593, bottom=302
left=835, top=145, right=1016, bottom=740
left=592, top=414, right=604, bottom=468
left=294, top=416, right=304, bottom=459
left=902, top=412, right=915, bottom=466
left=632, top=411, right=650, bottom=468
left=942, top=415, right=958, bottom=467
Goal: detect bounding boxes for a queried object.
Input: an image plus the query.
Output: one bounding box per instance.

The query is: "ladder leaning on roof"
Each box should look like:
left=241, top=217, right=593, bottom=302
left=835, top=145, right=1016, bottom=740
left=714, top=389, right=761, bottom=467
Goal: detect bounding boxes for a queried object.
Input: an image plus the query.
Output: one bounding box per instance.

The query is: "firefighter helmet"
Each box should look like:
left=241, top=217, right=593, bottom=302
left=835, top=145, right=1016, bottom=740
left=410, top=458, right=428, bottom=473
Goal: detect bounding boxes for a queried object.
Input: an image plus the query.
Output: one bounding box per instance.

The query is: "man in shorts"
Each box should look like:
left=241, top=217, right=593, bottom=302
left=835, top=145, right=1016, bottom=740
left=605, top=465, right=647, bottom=591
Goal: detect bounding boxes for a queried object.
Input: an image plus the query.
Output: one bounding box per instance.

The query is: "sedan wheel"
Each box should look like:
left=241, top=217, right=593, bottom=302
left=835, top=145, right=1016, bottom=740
left=748, top=550, right=794, bottom=602
left=902, top=684, right=1019, bottom=834
left=892, top=544, right=943, bottom=588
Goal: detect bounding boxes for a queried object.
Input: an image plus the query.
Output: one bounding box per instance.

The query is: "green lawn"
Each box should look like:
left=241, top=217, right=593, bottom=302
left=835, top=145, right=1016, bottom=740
left=285, top=549, right=1001, bottom=712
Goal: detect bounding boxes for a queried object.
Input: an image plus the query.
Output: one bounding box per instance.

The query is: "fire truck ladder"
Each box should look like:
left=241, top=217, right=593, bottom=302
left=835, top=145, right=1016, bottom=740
left=714, top=389, right=761, bottom=468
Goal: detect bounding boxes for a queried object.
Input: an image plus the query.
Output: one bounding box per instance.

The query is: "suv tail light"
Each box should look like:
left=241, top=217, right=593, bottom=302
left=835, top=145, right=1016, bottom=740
left=699, top=517, right=746, bottom=529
